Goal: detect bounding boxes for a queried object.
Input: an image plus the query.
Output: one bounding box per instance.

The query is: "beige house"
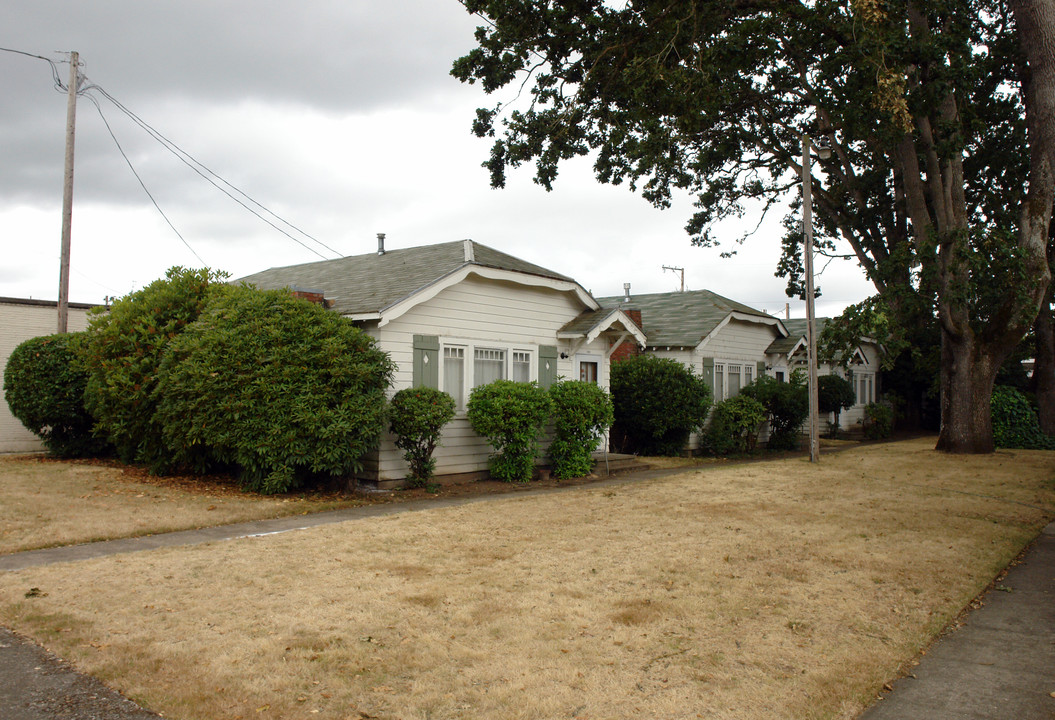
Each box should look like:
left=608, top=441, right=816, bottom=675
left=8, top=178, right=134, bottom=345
left=597, top=288, right=790, bottom=449
left=239, top=239, right=645, bottom=486
left=0, top=297, right=96, bottom=453
left=597, top=289, right=883, bottom=444
left=766, top=318, right=883, bottom=430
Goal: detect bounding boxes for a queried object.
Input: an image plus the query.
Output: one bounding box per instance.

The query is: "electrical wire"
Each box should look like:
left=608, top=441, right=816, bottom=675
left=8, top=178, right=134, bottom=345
left=5, top=46, right=341, bottom=262
left=83, top=93, right=207, bottom=266
left=0, top=46, right=66, bottom=90
left=81, top=80, right=342, bottom=260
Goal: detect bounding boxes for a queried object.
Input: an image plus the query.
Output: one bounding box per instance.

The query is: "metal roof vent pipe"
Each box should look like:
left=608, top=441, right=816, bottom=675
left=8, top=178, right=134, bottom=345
left=377, top=233, right=386, bottom=255
left=623, top=282, right=631, bottom=302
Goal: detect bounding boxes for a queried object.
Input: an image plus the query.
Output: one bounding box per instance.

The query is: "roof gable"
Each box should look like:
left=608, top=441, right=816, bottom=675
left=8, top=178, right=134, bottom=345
left=597, top=289, right=783, bottom=348
left=558, top=308, right=647, bottom=347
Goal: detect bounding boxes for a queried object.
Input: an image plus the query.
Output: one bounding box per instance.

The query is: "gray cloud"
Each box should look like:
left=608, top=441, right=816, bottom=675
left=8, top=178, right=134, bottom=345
left=0, top=1, right=876, bottom=315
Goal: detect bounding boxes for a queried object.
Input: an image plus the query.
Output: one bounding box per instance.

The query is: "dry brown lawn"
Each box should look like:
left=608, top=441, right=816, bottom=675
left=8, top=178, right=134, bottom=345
left=0, top=455, right=363, bottom=554
left=1, top=438, right=1053, bottom=720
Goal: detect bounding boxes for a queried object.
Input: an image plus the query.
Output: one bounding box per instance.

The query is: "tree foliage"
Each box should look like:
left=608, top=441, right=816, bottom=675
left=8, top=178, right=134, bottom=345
left=820, top=295, right=941, bottom=430
left=153, top=286, right=394, bottom=494
left=3, top=333, right=103, bottom=457
left=991, top=385, right=1055, bottom=449
left=389, top=387, right=457, bottom=487
left=80, top=267, right=223, bottom=465
left=740, top=374, right=808, bottom=451
left=467, top=380, right=553, bottom=482
left=701, top=395, right=767, bottom=457
left=818, top=374, right=857, bottom=434
left=453, top=0, right=1055, bottom=453
left=548, top=379, right=614, bottom=479
left=609, top=354, right=711, bottom=456
left=863, top=402, right=895, bottom=440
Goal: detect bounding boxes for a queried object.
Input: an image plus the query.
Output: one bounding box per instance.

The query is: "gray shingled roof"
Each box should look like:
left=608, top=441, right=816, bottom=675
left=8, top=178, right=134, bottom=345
left=558, top=308, right=618, bottom=336
left=236, top=240, right=577, bottom=317
left=765, top=317, right=828, bottom=356
left=597, top=289, right=779, bottom=348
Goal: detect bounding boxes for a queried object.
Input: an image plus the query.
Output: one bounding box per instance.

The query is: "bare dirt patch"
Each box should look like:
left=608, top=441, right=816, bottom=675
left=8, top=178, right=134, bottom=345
left=1, top=439, right=1053, bottom=719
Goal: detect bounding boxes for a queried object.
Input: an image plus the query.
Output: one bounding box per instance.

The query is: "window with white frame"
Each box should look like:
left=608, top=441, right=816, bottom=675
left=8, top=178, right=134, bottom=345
left=438, top=340, right=536, bottom=409
left=474, top=348, right=506, bottom=386
left=854, top=372, right=875, bottom=406
left=713, top=361, right=755, bottom=402
left=512, top=351, right=532, bottom=382
left=577, top=353, right=601, bottom=384
left=444, top=347, right=465, bottom=409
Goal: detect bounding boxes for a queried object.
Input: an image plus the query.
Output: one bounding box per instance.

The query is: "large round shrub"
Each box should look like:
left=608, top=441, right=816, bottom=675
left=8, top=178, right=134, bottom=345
left=740, top=374, right=808, bottom=451
left=389, top=387, right=457, bottom=486
left=3, top=333, right=102, bottom=457
left=153, top=286, right=395, bottom=494
left=80, top=267, right=223, bottom=465
left=818, top=374, right=856, bottom=435
left=548, top=380, right=614, bottom=479
left=991, top=386, right=1055, bottom=449
left=610, top=355, right=711, bottom=456
left=701, top=395, right=767, bottom=456
left=467, top=380, right=553, bottom=482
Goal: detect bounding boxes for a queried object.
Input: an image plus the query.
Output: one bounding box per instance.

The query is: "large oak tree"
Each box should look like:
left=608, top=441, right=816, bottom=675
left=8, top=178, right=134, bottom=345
left=453, top=0, right=1055, bottom=453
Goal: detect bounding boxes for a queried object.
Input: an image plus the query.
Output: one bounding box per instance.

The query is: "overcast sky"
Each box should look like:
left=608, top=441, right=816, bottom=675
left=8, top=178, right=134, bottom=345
left=0, top=0, right=874, bottom=318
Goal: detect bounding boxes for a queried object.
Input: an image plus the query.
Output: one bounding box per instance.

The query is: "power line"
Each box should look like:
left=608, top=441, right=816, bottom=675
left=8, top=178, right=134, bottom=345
left=83, top=93, right=207, bottom=266
left=0, top=46, right=66, bottom=90
left=4, top=46, right=343, bottom=262
left=80, top=80, right=343, bottom=260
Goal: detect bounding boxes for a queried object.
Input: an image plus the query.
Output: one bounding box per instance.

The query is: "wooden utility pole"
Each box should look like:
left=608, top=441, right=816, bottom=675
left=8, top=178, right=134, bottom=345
left=802, top=134, right=821, bottom=463
left=57, top=50, right=79, bottom=333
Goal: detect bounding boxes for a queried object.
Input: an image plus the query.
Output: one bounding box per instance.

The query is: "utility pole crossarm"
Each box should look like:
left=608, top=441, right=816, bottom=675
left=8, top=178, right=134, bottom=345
left=662, top=265, right=685, bottom=292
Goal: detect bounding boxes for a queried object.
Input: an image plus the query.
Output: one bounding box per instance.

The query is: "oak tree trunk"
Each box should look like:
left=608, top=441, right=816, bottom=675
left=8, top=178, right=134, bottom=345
left=1033, top=302, right=1055, bottom=434
left=935, top=330, right=1000, bottom=453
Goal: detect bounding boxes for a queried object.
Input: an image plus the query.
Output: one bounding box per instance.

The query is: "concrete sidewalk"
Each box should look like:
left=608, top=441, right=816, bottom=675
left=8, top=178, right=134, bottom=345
left=860, top=522, right=1055, bottom=720
left=1, top=480, right=1053, bottom=718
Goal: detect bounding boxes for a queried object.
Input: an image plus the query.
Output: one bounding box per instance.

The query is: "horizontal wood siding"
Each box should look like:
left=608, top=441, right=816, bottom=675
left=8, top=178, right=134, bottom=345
left=370, top=275, right=594, bottom=480
left=1, top=302, right=93, bottom=453
left=703, top=320, right=780, bottom=363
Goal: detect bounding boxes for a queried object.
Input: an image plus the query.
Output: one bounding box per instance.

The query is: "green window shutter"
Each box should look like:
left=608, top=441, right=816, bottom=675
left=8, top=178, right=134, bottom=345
left=701, top=357, right=715, bottom=400
left=538, top=345, right=558, bottom=389
left=756, top=361, right=766, bottom=381
left=412, top=335, right=439, bottom=389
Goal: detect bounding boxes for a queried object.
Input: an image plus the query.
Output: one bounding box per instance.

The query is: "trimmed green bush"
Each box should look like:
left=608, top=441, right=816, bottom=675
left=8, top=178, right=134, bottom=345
left=740, top=374, right=808, bottom=451
left=467, top=380, right=553, bottom=482
left=863, top=402, right=894, bottom=440
left=548, top=380, right=614, bottom=479
left=701, top=395, right=767, bottom=456
left=610, top=354, right=712, bottom=456
left=818, top=374, right=856, bottom=436
left=991, top=386, right=1055, bottom=449
left=389, top=387, right=456, bottom=487
left=3, top=333, right=103, bottom=457
left=153, top=286, right=395, bottom=494
left=80, top=267, right=223, bottom=466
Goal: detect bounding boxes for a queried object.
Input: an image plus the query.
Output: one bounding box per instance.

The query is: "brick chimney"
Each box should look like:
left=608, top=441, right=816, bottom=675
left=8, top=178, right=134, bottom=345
left=610, top=308, right=643, bottom=363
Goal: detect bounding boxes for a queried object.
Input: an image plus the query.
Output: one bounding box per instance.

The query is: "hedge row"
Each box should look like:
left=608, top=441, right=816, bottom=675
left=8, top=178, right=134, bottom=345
left=5, top=268, right=394, bottom=494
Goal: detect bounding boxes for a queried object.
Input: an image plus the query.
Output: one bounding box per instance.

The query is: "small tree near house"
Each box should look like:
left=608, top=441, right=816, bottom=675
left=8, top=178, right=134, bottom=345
left=467, top=380, right=553, bottom=482
left=818, top=374, right=857, bottom=437
left=389, top=387, right=457, bottom=487
left=548, top=379, right=614, bottom=479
